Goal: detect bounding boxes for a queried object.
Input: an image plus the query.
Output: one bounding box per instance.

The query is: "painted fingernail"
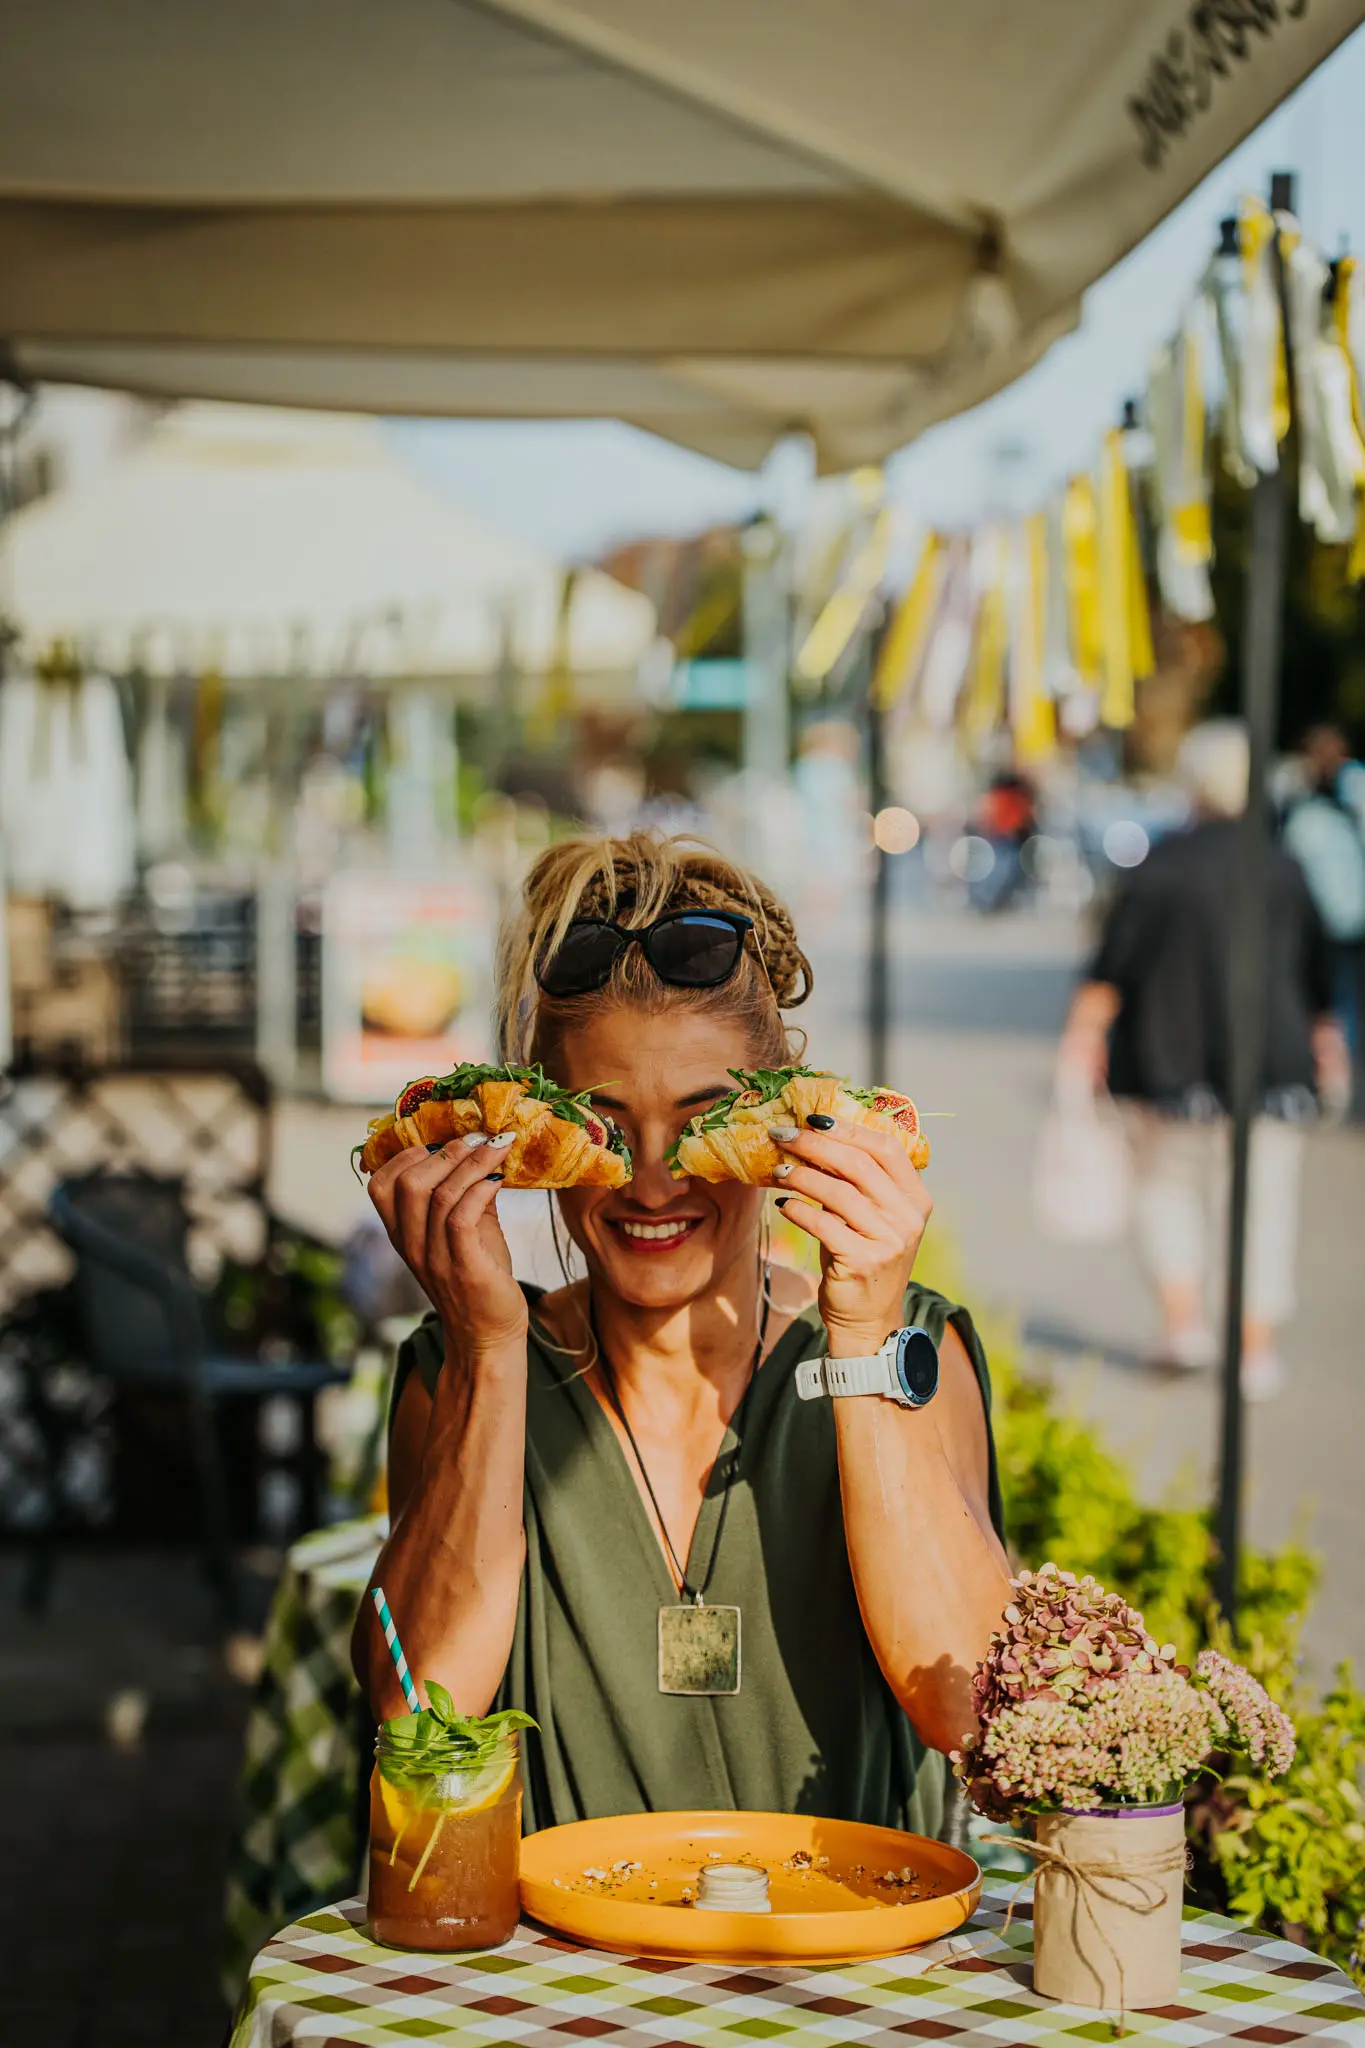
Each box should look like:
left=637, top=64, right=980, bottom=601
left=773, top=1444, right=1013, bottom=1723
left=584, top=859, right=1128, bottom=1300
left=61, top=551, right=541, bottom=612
left=774, top=1195, right=790, bottom=1209
left=769, top=1124, right=799, bottom=1142
left=461, top=1132, right=489, bottom=1147
left=488, top=1131, right=517, bottom=1148
left=773, top=1161, right=795, bottom=1178
left=486, top=1170, right=505, bottom=1182
left=807, top=1114, right=836, bottom=1130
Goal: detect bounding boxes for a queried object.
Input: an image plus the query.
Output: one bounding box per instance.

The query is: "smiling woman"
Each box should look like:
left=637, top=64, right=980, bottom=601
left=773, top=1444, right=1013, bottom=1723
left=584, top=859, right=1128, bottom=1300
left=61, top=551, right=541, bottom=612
left=355, top=832, right=1011, bottom=1837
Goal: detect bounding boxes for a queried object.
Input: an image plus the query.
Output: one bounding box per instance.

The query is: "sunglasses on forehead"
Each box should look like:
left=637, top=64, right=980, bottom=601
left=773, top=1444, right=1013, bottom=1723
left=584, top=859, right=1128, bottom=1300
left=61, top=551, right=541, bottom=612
left=535, top=910, right=755, bottom=997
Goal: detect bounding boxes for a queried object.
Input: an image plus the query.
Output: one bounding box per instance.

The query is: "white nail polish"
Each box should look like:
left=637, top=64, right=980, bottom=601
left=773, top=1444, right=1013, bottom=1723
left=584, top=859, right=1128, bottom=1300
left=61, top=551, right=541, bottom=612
left=488, top=1131, right=517, bottom=1148
left=461, top=1132, right=489, bottom=1147
left=770, top=1124, right=799, bottom=1142
left=773, top=1161, right=795, bottom=1178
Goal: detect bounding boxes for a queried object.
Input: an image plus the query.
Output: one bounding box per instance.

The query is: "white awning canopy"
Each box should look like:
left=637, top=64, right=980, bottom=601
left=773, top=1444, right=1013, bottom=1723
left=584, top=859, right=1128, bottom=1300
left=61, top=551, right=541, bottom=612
left=2, top=1, right=1362, bottom=468
left=0, top=404, right=658, bottom=679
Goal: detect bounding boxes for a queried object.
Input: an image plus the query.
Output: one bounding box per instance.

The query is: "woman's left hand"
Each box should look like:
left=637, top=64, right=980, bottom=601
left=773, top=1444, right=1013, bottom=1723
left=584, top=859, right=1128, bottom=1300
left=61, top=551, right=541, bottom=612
left=773, top=1117, right=931, bottom=1355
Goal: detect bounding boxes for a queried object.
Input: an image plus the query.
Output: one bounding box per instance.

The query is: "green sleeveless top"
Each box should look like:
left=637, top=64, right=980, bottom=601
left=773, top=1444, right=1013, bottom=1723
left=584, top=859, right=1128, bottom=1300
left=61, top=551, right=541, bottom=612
left=393, top=1284, right=1002, bottom=1841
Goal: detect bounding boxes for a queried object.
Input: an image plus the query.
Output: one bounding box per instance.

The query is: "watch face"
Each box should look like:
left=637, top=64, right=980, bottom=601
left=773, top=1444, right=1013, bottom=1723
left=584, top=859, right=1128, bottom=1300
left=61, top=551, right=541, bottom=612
left=894, top=1327, right=939, bottom=1405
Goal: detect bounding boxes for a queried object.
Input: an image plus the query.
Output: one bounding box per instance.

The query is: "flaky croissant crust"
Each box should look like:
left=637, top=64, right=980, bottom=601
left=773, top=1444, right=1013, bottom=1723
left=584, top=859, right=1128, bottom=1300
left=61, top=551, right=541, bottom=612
left=358, top=1077, right=628, bottom=1188
left=673, top=1073, right=929, bottom=1186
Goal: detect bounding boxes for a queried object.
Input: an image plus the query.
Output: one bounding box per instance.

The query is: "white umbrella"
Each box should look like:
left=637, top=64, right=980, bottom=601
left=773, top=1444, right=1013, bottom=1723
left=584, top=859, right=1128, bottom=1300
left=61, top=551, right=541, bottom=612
left=2, top=1, right=1361, bottom=467
left=0, top=404, right=656, bottom=678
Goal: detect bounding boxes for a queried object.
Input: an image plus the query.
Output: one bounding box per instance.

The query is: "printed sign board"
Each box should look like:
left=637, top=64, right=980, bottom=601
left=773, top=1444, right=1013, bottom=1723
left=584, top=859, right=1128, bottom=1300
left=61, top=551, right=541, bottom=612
left=322, top=870, right=494, bottom=1104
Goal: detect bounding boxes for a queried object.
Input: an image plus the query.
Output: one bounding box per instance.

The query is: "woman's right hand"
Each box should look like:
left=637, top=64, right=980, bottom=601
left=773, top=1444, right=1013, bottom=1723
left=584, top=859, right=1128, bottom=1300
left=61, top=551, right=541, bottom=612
left=367, top=1138, right=529, bottom=1365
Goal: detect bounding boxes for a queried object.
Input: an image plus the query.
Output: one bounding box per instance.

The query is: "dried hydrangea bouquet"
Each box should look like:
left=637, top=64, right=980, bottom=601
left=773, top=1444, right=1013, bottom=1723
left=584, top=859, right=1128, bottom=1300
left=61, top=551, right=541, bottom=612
left=953, top=1565, right=1295, bottom=2013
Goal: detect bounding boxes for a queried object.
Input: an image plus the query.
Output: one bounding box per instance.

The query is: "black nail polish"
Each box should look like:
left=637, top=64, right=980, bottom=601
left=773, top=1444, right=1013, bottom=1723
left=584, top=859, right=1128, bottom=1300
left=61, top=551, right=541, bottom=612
left=808, top=1114, right=836, bottom=1130
left=426, top=1142, right=444, bottom=1153
left=486, top=1170, right=505, bottom=1182
left=774, top=1195, right=789, bottom=1208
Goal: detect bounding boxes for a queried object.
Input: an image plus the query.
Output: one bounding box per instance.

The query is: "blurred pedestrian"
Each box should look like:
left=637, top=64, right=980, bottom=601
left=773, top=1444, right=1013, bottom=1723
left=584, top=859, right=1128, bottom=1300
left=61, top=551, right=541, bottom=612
left=971, top=769, right=1037, bottom=913
left=1056, top=720, right=1348, bottom=1401
left=1281, top=723, right=1365, bottom=1072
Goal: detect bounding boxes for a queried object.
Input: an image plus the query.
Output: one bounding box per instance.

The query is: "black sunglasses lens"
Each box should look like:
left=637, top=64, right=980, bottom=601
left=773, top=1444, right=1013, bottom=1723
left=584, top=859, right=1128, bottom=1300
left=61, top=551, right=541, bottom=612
left=538, top=923, right=623, bottom=995
left=645, top=914, right=746, bottom=987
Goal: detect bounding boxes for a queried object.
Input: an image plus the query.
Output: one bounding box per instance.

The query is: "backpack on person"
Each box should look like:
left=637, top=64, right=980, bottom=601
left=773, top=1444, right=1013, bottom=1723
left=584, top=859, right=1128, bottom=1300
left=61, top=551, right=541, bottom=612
left=1284, top=792, right=1365, bottom=942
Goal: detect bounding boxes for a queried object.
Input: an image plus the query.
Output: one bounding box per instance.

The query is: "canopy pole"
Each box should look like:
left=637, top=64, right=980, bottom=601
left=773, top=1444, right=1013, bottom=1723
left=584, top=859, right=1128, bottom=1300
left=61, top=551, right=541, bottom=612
left=1213, top=171, right=1296, bottom=1630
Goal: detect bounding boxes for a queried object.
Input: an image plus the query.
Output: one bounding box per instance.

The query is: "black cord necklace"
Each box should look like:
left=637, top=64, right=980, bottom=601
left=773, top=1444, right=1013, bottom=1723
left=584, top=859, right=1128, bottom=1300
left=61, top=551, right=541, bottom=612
left=589, top=1282, right=770, bottom=1695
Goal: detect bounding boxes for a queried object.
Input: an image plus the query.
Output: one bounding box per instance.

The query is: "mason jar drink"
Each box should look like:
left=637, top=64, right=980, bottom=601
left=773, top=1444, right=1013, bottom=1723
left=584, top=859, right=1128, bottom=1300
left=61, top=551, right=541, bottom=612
left=367, top=1699, right=531, bottom=1951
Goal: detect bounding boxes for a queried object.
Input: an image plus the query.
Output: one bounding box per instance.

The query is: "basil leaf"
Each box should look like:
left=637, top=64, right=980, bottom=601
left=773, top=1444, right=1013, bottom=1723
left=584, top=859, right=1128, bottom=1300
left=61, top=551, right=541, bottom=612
left=425, top=1680, right=457, bottom=1725
left=376, top=1693, right=542, bottom=1792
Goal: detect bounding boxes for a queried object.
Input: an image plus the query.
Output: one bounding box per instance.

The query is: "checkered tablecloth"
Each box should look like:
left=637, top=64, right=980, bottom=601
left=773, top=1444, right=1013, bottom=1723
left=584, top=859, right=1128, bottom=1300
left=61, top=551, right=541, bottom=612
left=229, top=1879, right=1365, bottom=2047
left=221, top=1515, right=386, bottom=2003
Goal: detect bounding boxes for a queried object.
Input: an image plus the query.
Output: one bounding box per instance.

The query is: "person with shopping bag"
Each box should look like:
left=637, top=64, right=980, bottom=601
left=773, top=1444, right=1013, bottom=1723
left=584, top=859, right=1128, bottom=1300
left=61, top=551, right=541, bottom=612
left=1051, top=722, right=1348, bottom=1402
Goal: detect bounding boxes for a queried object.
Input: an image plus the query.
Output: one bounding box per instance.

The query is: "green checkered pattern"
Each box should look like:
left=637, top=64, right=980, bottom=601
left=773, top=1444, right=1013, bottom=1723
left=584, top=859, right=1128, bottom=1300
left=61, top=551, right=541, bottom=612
left=221, top=1516, right=385, bottom=2004
left=230, top=1881, right=1365, bottom=2047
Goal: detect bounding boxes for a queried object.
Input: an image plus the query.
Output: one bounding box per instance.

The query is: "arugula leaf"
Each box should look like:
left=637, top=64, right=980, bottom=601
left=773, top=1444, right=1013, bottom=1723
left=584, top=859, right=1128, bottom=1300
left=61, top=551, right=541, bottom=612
left=683, top=1065, right=822, bottom=1139
left=604, top=1119, right=632, bottom=1165
left=425, top=1060, right=602, bottom=1129
left=668, top=1066, right=883, bottom=1159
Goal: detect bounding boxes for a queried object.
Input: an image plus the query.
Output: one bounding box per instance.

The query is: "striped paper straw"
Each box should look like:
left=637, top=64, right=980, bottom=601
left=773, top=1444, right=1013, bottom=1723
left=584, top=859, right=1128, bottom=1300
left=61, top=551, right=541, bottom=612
left=371, top=1585, right=422, bottom=1713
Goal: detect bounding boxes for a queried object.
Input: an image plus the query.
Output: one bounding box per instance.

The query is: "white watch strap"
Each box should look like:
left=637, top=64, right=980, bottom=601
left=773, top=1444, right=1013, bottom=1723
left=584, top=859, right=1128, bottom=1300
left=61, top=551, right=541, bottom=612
left=823, top=1351, right=896, bottom=1397
left=795, top=1357, right=827, bottom=1401
left=795, top=1342, right=896, bottom=1401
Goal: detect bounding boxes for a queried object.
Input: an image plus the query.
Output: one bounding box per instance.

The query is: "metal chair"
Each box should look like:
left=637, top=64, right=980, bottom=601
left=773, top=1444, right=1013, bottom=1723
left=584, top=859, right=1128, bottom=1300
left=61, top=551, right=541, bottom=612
left=47, top=1171, right=350, bottom=1626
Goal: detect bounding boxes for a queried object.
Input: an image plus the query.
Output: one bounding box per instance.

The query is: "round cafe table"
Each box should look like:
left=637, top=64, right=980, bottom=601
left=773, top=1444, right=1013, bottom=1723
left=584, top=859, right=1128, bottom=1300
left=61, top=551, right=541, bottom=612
left=229, top=1879, right=1365, bottom=2047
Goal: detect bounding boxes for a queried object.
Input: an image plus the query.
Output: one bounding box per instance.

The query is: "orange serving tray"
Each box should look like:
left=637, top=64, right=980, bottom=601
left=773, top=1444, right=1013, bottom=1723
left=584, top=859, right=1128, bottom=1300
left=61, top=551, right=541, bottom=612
left=518, top=1809, right=981, bottom=1965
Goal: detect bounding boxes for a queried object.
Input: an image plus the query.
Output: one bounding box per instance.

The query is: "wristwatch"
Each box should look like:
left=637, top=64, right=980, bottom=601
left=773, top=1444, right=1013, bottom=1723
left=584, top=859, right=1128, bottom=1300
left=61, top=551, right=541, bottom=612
left=796, top=1326, right=939, bottom=1408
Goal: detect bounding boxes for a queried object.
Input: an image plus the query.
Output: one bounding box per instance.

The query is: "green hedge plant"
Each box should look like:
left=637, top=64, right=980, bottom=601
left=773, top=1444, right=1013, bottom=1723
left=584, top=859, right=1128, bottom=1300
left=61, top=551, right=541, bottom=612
left=913, top=1238, right=1365, bottom=1983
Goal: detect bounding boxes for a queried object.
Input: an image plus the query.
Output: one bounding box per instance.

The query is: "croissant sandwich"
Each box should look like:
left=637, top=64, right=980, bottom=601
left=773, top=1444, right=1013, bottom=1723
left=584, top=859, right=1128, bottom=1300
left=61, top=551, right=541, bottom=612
left=670, top=1065, right=930, bottom=1185
left=356, top=1062, right=632, bottom=1188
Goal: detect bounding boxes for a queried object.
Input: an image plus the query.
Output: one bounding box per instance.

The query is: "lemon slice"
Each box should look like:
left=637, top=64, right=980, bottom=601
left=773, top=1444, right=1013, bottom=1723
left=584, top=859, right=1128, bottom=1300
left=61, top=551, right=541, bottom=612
left=379, top=1773, right=414, bottom=1836
left=433, top=1754, right=517, bottom=1816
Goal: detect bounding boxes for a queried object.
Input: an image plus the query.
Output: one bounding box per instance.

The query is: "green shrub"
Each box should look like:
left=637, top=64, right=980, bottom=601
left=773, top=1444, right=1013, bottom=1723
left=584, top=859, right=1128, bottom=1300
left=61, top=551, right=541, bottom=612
left=917, top=1238, right=1365, bottom=1983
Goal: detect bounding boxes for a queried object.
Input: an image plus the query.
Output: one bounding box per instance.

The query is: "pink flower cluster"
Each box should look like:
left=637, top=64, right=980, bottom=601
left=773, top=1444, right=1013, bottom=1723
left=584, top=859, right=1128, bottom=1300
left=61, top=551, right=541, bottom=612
left=1195, top=1651, right=1296, bottom=1776
left=953, top=1566, right=1296, bottom=1823
left=969, top=1565, right=1183, bottom=1723
left=959, top=1669, right=1224, bottom=1817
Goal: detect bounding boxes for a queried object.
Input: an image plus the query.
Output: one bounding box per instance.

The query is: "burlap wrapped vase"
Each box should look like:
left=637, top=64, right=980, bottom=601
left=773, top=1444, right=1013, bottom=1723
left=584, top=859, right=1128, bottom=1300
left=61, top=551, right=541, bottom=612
left=1030, top=1803, right=1186, bottom=2013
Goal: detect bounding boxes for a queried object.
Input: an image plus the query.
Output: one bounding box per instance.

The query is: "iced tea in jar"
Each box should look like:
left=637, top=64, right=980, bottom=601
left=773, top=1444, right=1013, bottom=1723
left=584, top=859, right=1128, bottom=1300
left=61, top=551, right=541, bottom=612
left=367, top=1691, right=534, bottom=1951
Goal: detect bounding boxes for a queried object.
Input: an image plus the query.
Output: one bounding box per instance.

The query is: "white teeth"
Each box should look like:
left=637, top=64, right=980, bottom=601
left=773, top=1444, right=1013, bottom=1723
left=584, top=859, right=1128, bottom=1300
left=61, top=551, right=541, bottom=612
left=620, top=1220, right=694, bottom=1241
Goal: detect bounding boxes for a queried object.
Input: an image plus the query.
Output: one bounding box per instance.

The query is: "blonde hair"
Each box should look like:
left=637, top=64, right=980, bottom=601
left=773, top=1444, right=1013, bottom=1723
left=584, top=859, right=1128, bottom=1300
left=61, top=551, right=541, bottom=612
left=1177, top=719, right=1249, bottom=819
left=495, top=831, right=812, bottom=1065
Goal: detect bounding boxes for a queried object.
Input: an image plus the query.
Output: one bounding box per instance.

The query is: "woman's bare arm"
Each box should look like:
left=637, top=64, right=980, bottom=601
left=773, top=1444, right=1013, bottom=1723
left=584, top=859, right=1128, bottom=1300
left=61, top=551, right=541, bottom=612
left=774, top=1118, right=1012, bottom=1755
left=832, top=1324, right=1009, bottom=1755
left=350, top=1137, right=531, bottom=1720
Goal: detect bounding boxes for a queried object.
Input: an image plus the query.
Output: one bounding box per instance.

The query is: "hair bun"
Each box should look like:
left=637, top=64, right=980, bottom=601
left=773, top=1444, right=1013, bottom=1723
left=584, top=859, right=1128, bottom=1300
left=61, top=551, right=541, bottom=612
left=496, top=830, right=813, bottom=1062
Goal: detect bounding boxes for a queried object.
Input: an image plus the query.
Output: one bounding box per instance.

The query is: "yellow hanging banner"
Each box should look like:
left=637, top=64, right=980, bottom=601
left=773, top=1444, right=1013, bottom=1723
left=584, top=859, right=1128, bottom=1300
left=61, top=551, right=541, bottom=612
left=1097, top=432, right=1135, bottom=729
left=1241, top=199, right=1291, bottom=450
left=1173, top=322, right=1213, bottom=560
left=1013, top=514, right=1055, bottom=763
left=795, top=503, right=893, bottom=685
left=1127, top=502, right=1155, bottom=688
left=872, top=530, right=941, bottom=711
left=1334, top=255, right=1365, bottom=584
left=1062, top=474, right=1103, bottom=686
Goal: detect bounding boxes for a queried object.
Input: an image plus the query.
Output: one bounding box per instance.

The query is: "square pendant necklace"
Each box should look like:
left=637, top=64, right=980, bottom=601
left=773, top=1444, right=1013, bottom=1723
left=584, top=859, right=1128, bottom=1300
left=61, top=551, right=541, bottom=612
left=591, top=1292, right=768, bottom=1697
